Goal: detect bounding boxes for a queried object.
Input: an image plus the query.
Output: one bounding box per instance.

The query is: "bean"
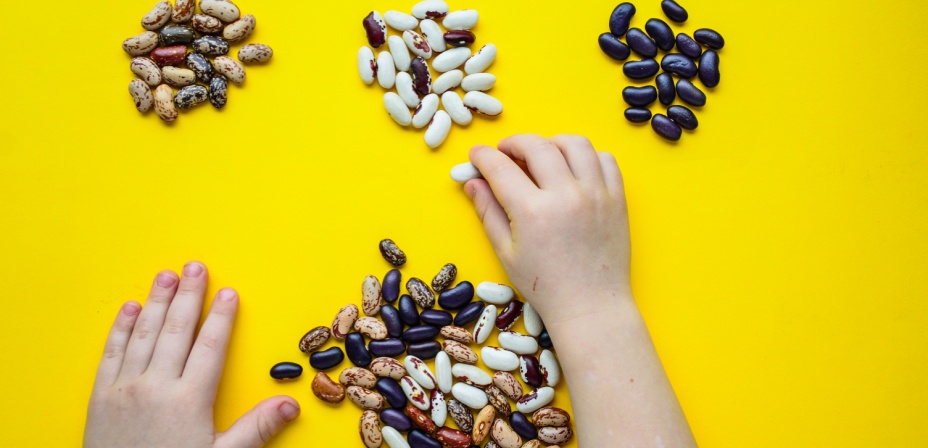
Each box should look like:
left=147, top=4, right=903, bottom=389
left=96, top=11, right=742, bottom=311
left=461, top=73, right=496, bottom=92
left=598, top=32, right=630, bottom=61
left=475, top=283, right=514, bottom=305
left=412, top=1, right=450, bottom=19
left=193, top=36, right=230, bottom=57
left=675, top=34, right=702, bottom=60
left=361, top=410, right=384, bottom=448
left=399, top=295, right=421, bottom=326
left=381, top=305, right=403, bottom=337
left=444, top=30, right=475, bottom=47
left=538, top=330, right=553, bottom=348
left=509, top=412, right=537, bottom=441
left=363, top=11, right=387, bottom=48
left=425, top=110, right=452, bottom=149
left=420, top=309, right=453, bottom=327
left=152, top=84, right=177, bottom=122
left=452, top=364, right=491, bottom=388
left=623, top=59, right=660, bottom=79
left=626, top=28, right=657, bottom=59
left=389, top=35, right=413, bottom=72
left=123, top=31, right=159, bottom=56
left=130, top=57, right=162, bottom=87
left=463, top=91, right=503, bottom=116
left=431, top=263, right=457, bottom=292
left=676, top=79, right=706, bottom=106
left=362, top=275, right=383, bottom=316
left=332, top=304, right=360, bottom=340
left=661, top=53, right=697, bottom=78
left=473, top=406, right=495, bottom=444
left=348, top=385, right=386, bottom=411
left=151, top=45, right=187, bottom=67
left=413, top=94, right=440, bottom=129
left=346, top=333, right=373, bottom=367
left=481, top=347, right=519, bottom=372
left=519, top=355, right=543, bottom=388
left=172, top=0, right=194, bottom=23
left=160, top=25, right=196, bottom=47
left=661, top=0, right=689, bottom=23
left=310, top=347, right=345, bottom=370
left=472, top=305, right=498, bottom=344
left=443, top=340, right=478, bottom=364
left=340, top=367, right=378, bottom=388
left=464, top=44, right=496, bottom=75
left=377, top=239, right=406, bottom=266
left=452, top=383, right=488, bottom=410
left=359, top=46, right=377, bottom=85
left=447, top=399, right=475, bottom=432
left=407, top=404, right=438, bottom=434
left=699, top=50, right=720, bottom=87
left=420, top=19, right=447, bottom=54
left=163, top=67, right=197, bottom=87
left=694, top=28, right=725, bottom=50
left=128, top=79, right=153, bottom=113
left=404, top=30, right=433, bottom=59
left=401, top=376, right=430, bottom=411
left=377, top=270, right=400, bottom=305
left=141, top=1, right=172, bottom=31
left=356, top=317, right=389, bottom=340
left=385, top=10, right=419, bottom=31
left=209, top=75, right=229, bottom=109
left=454, top=301, right=485, bottom=326
left=377, top=377, right=408, bottom=408
left=437, top=427, right=472, bottom=448
left=438, top=281, right=474, bottom=310
left=409, top=429, right=443, bottom=448
left=538, top=350, right=562, bottom=387
left=651, top=114, right=682, bottom=141
left=622, top=86, right=657, bottom=107
left=410, top=57, right=432, bottom=96
left=485, top=386, right=511, bottom=417
left=490, top=419, right=523, bottom=448
left=495, top=299, right=523, bottom=331
left=667, top=105, right=698, bottom=130
left=532, top=407, right=571, bottom=427
left=608, top=2, right=636, bottom=37
left=299, top=326, right=331, bottom=353
left=537, top=426, right=573, bottom=445
left=382, top=408, right=414, bottom=432
left=515, top=387, right=555, bottom=414
left=371, top=357, right=408, bottom=380
left=522, top=303, right=544, bottom=337
left=435, top=351, right=453, bottom=393
left=191, top=14, right=223, bottom=34
left=498, top=331, right=539, bottom=355
left=382, top=427, right=410, bottom=448
left=407, top=340, right=442, bottom=359
left=212, top=56, right=244, bottom=88
left=223, top=14, right=256, bottom=43
left=312, top=372, right=346, bottom=403
left=238, top=43, right=273, bottom=64
left=624, top=108, right=652, bottom=123
left=369, top=338, right=407, bottom=358
left=405, top=355, right=439, bottom=390
left=656, top=73, right=675, bottom=105
left=431, top=390, right=448, bottom=426
left=443, top=10, right=479, bottom=30
left=493, top=372, right=523, bottom=401
left=200, top=0, right=240, bottom=22
left=440, top=326, right=474, bottom=344
left=645, top=19, right=675, bottom=51
left=184, top=52, right=213, bottom=83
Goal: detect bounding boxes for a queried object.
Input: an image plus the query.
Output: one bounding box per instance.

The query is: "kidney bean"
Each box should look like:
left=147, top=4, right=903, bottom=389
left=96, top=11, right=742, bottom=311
left=410, top=57, right=432, bottom=96
left=407, top=404, right=438, bottom=434
left=447, top=399, right=475, bottom=433
left=454, top=301, right=485, bottom=326
left=622, top=86, right=657, bottom=107
left=495, top=299, right=523, bottom=331
left=676, top=79, right=706, bottom=106
left=667, top=105, right=699, bottom=130
left=376, top=378, right=408, bottom=409
left=270, top=362, right=303, bottom=380
left=409, top=429, right=443, bottom=448
left=444, top=30, right=476, bottom=47
left=150, top=46, right=187, bottom=66
left=626, top=28, right=657, bottom=58
left=520, top=355, right=543, bottom=388
left=399, top=295, right=421, bottom=326
left=369, top=338, right=407, bottom=358
left=346, top=333, right=373, bottom=367
left=160, top=25, right=195, bottom=46
left=379, top=239, right=406, bottom=266
left=651, top=114, right=683, bottom=141
left=624, top=108, right=652, bottom=123
left=407, top=340, right=442, bottom=359
left=538, top=330, right=553, bottom=349
left=380, top=305, right=403, bottom=338
left=185, top=52, right=213, bottom=83
left=408, top=277, right=436, bottom=309
left=381, top=408, right=413, bottom=431
left=699, top=50, right=720, bottom=87
left=403, top=325, right=441, bottom=342
left=437, top=427, right=473, bottom=448
left=623, top=59, right=660, bottom=79
left=676, top=33, right=702, bottom=59
left=363, top=11, right=387, bottom=48
left=438, top=281, right=474, bottom=310
left=381, top=269, right=401, bottom=303
left=432, top=264, right=457, bottom=292
left=509, top=412, right=537, bottom=441
left=656, top=73, right=676, bottom=105
left=192, top=36, right=229, bottom=56
left=661, top=0, right=689, bottom=23
left=661, top=53, right=697, bottom=78
left=609, top=2, right=636, bottom=36
left=310, top=347, right=344, bottom=370
left=645, top=19, right=675, bottom=51
left=598, top=32, right=630, bottom=61
left=421, top=309, right=454, bottom=326
left=694, top=28, right=725, bottom=49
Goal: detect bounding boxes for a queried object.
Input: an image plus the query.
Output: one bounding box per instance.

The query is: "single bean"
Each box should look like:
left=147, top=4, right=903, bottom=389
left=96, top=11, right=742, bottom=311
left=661, top=0, right=689, bottom=23
left=360, top=411, right=383, bottom=448
left=437, top=427, right=472, bottom=448
left=407, top=340, right=442, bottom=359
left=381, top=305, right=403, bottom=338
left=191, top=14, right=223, bottom=34
left=438, top=281, right=474, bottom=310
left=624, top=108, right=653, bottom=123
left=312, top=372, right=346, bottom=403
left=363, top=11, right=387, bottom=48
left=421, top=309, right=453, bottom=327
left=408, top=277, right=436, bottom=309
left=537, top=426, right=574, bottom=445
left=200, top=0, right=240, bottom=22
left=152, top=85, right=177, bottom=122
left=694, top=28, right=725, bottom=50
left=299, top=326, right=331, bottom=353
left=407, top=404, right=438, bottom=434
left=598, top=32, right=630, bottom=61
left=651, top=114, right=682, bottom=141
left=238, top=43, right=273, bottom=64
left=667, top=105, right=698, bottom=130
left=626, top=28, right=658, bottom=59
left=609, top=2, right=636, bottom=37
left=362, top=275, right=383, bottom=316
left=340, top=367, right=378, bottom=388
left=376, top=377, right=408, bottom=409
left=399, top=294, right=421, bottom=326
left=490, top=419, right=523, bottom=448
left=539, top=349, right=562, bottom=387
left=128, top=79, right=153, bottom=113
left=485, top=386, right=511, bottom=417
left=412, top=1, right=449, bottom=19
left=310, top=347, right=345, bottom=370
left=381, top=408, right=414, bottom=432
left=421, top=19, right=447, bottom=53
left=431, top=390, right=448, bottom=426
left=454, top=301, right=485, bottom=326
left=444, top=30, right=475, bottom=47
left=409, top=429, right=443, bottom=448
left=347, top=385, right=386, bottom=411
left=401, top=376, right=430, bottom=411
left=435, top=351, right=453, bottom=393
left=475, top=282, right=514, bottom=305
left=493, top=372, right=523, bottom=401
left=464, top=44, right=496, bottom=75
left=404, top=30, right=433, bottom=59
left=193, top=36, right=230, bottom=56
left=661, top=53, right=697, bottom=78
left=532, top=407, right=571, bottom=427
left=130, top=57, right=162, bottom=86
left=623, top=59, right=660, bottom=79
left=123, top=31, right=159, bottom=57
left=656, top=73, right=676, bottom=105
left=646, top=19, right=675, bottom=51
left=174, top=85, right=207, bottom=110
left=509, top=412, right=537, bottom=441
left=355, top=317, right=389, bottom=340
left=622, top=86, right=657, bottom=107
left=538, top=330, right=553, bottom=349
left=676, top=79, right=706, bottom=106
left=382, top=269, right=401, bottom=303
left=498, top=331, right=539, bottom=355
left=163, top=66, right=197, bottom=87
left=676, top=33, right=702, bottom=58
left=473, top=305, right=498, bottom=344
left=519, top=355, right=543, bottom=388
left=431, top=263, right=457, bottom=292
left=371, top=357, right=408, bottom=380
left=141, top=1, right=172, bottom=30
left=404, top=325, right=440, bottom=343
left=699, top=50, right=720, bottom=87
left=495, top=299, right=523, bottom=331
left=369, top=338, right=407, bottom=358
left=172, top=0, right=194, bottom=23
left=212, top=56, right=245, bottom=84
left=332, top=304, right=359, bottom=340
left=222, top=14, right=255, bottom=43
left=159, top=25, right=195, bottom=46
left=346, top=333, right=373, bottom=367
left=425, top=110, right=451, bottom=149
left=385, top=10, right=419, bottom=31
left=447, top=399, right=475, bottom=433
left=150, top=46, right=187, bottom=67
left=405, top=355, right=439, bottom=390
left=185, top=52, right=213, bottom=83
left=515, top=387, right=555, bottom=414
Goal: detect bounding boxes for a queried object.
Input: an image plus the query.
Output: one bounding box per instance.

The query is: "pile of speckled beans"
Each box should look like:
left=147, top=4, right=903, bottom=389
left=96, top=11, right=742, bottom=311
left=270, top=239, right=573, bottom=448
left=123, top=0, right=273, bottom=122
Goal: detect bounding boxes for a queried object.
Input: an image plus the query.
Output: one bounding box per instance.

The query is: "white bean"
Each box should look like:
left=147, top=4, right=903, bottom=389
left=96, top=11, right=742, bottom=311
left=412, top=94, right=440, bottom=129
left=539, top=349, right=561, bottom=387
left=431, top=47, right=471, bottom=73
left=465, top=43, right=497, bottom=74
left=357, top=46, right=376, bottom=84
left=476, top=282, right=515, bottom=305
left=464, top=91, right=503, bottom=116
left=451, top=382, right=489, bottom=410
left=395, top=72, right=420, bottom=108
left=384, top=92, right=412, bottom=126
left=424, top=110, right=452, bottom=148
left=401, top=376, right=430, bottom=411
left=419, top=19, right=447, bottom=53
left=382, top=427, right=411, bottom=448
left=462, top=73, right=496, bottom=92
left=442, top=91, right=473, bottom=126
left=388, top=35, right=411, bottom=71
left=435, top=351, right=453, bottom=394
left=473, top=304, right=498, bottom=344
left=412, top=1, right=449, bottom=19
left=498, top=331, right=539, bottom=355
left=404, top=355, right=438, bottom=390
left=451, top=364, right=492, bottom=388
left=443, top=10, right=479, bottom=30
left=403, top=30, right=432, bottom=59
left=523, top=303, right=544, bottom=337
left=516, top=387, right=555, bottom=414
left=432, top=70, right=464, bottom=94
left=385, top=10, right=419, bottom=31
left=377, top=51, right=396, bottom=88
left=450, top=162, right=482, bottom=183
left=430, top=390, right=448, bottom=427
left=481, top=346, right=520, bottom=372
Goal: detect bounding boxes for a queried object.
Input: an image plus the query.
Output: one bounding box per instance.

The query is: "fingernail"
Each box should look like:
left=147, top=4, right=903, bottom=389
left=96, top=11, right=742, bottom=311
left=183, top=262, right=203, bottom=277
left=218, top=288, right=237, bottom=301
left=123, top=301, right=142, bottom=316
left=278, top=401, right=300, bottom=422
left=156, top=272, right=177, bottom=288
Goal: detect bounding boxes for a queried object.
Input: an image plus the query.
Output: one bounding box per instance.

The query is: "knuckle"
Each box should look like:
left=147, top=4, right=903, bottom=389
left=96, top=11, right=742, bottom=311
left=132, top=324, right=157, bottom=341
left=103, top=345, right=124, bottom=360
left=198, top=333, right=223, bottom=352
left=162, top=317, right=189, bottom=335
left=256, top=412, right=278, bottom=442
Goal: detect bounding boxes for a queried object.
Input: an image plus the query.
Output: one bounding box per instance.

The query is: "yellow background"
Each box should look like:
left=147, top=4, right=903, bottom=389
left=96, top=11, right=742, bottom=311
left=1, top=0, right=926, bottom=446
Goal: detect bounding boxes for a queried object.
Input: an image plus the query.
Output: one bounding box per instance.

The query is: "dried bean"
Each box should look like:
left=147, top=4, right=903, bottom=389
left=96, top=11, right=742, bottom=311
left=622, top=86, right=657, bottom=107
left=435, top=351, right=452, bottom=393
left=410, top=57, right=432, bottom=96
left=443, top=340, right=478, bottom=364
left=481, top=347, right=519, bottom=372
left=238, top=43, right=273, bottom=64
left=661, top=53, right=697, bottom=78
left=141, top=1, right=172, bottom=31
left=340, top=367, right=378, bottom=388
left=407, top=340, right=442, bottom=359
left=437, top=427, right=472, bottom=448
left=346, top=333, right=373, bottom=367
left=431, top=390, right=448, bottom=426
left=532, top=407, right=571, bottom=427
left=348, top=385, right=386, bottom=411
left=381, top=305, right=403, bottom=338
left=447, top=399, right=475, bottom=432
left=163, top=67, right=197, bottom=87
left=493, top=372, right=523, bottom=401
left=676, top=33, right=702, bottom=59
left=694, top=28, right=725, bottom=50
left=128, top=80, right=153, bottom=113
left=360, top=410, right=383, bottom=448
left=332, top=304, right=359, bottom=340
left=661, top=0, right=689, bottom=23
left=193, top=36, right=230, bottom=56
left=369, top=338, right=407, bottom=358
left=699, top=50, right=720, bottom=87
left=363, top=11, right=387, bottom=48
left=625, top=108, right=652, bottom=123
left=404, top=30, right=433, bottom=59
left=626, top=28, right=657, bottom=59
left=312, top=372, right=346, bottom=403
left=208, top=74, right=227, bottom=109
left=485, top=386, right=511, bottom=417
left=491, top=419, right=522, bottom=448
left=623, top=59, right=659, bottom=79
left=380, top=408, right=413, bottom=432
left=407, top=278, right=436, bottom=309
left=598, top=32, right=630, bottom=61
left=269, top=362, right=302, bottom=380
left=299, top=326, right=331, bottom=353
left=409, top=429, right=442, bottom=448
left=425, top=110, right=451, bottom=148
left=223, top=14, right=255, bottom=43
left=651, top=114, right=682, bottom=141
left=310, top=347, right=345, bottom=370
left=473, top=405, right=495, bottom=444
left=537, top=426, right=573, bottom=445
left=383, top=269, right=401, bottom=303
left=123, top=31, right=159, bottom=56
left=404, top=325, right=440, bottom=343
left=399, top=295, right=421, bottom=326
left=464, top=44, right=496, bottom=75
left=420, top=309, right=453, bottom=327
left=440, top=326, right=474, bottom=344
left=200, top=0, right=240, bottom=22
left=646, top=19, right=675, bottom=51
left=431, top=263, right=457, bottom=292
left=444, top=30, right=475, bottom=47
left=389, top=35, right=412, bottom=72
left=412, top=1, right=449, bottom=19
left=192, top=14, right=223, bottom=34
left=515, top=387, right=555, bottom=414
left=405, top=355, right=439, bottom=390
left=519, top=355, right=543, bottom=388
left=385, top=10, right=419, bottom=31
left=151, top=46, right=187, bottom=67
left=538, top=349, right=561, bottom=387
left=371, top=357, right=407, bottom=380
left=495, top=300, right=523, bottom=331
left=538, top=330, right=553, bottom=349
left=401, top=375, right=430, bottom=410
left=509, top=412, right=537, bottom=441
left=362, top=275, right=383, bottom=316
left=420, top=19, right=447, bottom=53
left=676, top=79, right=706, bottom=106
left=160, top=25, right=195, bottom=46
left=454, top=301, right=485, bottom=326
left=407, top=404, right=437, bottom=434
left=185, top=52, right=213, bottom=83
left=377, top=377, right=408, bottom=408
left=608, top=2, right=636, bottom=37
left=656, top=73, right=675, bottom=105
left=475, top=283, right=514, bottom=305
left=172, top=0, right=194, bottom=23
left=355, top=317, right=389, bottom=340
left=443, top=10, right=479, bottom=30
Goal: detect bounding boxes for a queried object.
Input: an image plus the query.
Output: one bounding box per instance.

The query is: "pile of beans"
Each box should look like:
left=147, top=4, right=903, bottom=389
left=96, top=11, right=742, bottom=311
left=271, top=239, right=572, bottom=448
left=599, top=1, right=724, bottom=141
left=123, top=0, right=274, bottom=122
left=357, top=1, right=503, bottom=149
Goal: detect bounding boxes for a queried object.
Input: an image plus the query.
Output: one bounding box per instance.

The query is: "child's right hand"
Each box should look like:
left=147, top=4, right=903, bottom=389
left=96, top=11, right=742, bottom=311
left=465, top=134, right=633, bottom=325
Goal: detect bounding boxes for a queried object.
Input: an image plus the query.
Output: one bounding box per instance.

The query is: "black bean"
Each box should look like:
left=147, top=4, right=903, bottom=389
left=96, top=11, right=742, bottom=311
left=608, top=2, right=636, bottom=37
left=399, top=295, right=420, bottom=326
left=174, top=85, right=208, bottom=110
left=622, top=86, right=657, bottom=107
left=160, top=25, right=196, bottom=46
left=369, top=338, right=407, bottom=358
left=309, top=347, right=344, bottom=370
left=383, top=269, right=401, bottom=303
left=698, top=50, right=720, bottom=87
left=624, top=107, right=652, bottom=123
left=380, top=304, right=403, bottom=337
left=694, top=28, right=725, bottom=50
left=651, top=114, right=682, bottom=141
left=626, top=28, right=658, bottom=59
left=192, top=35, right=229, bottom=56
left=208, top=75, right=227, bottom=109
left=345, top=333, right=373, bottom=367
left=661, top=54, right=697, bottom=78
left=645, top=19, right=675, bottom=51
left=402, top=325, right=441, bottom=342
left=661, top=0, right=688, bottom=23
left=453, top=301, right=485, bottom=326
left=376, top=378, right=408, bottom=409
left=656, top=73, right=676, bottom=105
left=185, top=52, right=213, bottom=83
left=438, top=281, right=474, bottom=310
left=676, top=33, right=702, bottom=59
left=409, top=429, right=442, bottom=448
left=381, top=408, right=413, bottom=432
left=269, top=362, right=302, bottom=380
left=667, top=105, right=698, bottom=130
left=509, top=412, right=538, bottom=441
left=379, top=239, right=407, bottom=266
left=407, top=340, right=442, bottom=359
left=676, top=79, right=706, bottom=107
left=623, top=59, right=660, bottom=79
left=598, top=32, right=631, bottom=61
left=420, top=309, right=453, bottom=326
left=538, top=330, right=553, bottom=348
left=520, top=355, right=543, bottom=388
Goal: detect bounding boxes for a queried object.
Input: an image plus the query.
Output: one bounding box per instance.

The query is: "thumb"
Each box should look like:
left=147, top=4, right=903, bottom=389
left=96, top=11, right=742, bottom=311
left=216, top=396, right=300, bottom=448
left=464, top=178, right=513, bottom=257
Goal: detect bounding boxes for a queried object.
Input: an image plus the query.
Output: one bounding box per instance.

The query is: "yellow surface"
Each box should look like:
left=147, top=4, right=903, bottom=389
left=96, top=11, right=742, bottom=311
left=1, top=0, right=927, bottom=446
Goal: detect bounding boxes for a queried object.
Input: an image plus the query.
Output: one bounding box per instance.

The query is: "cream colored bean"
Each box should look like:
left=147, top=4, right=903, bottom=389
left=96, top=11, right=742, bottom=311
left=153, top=84, right=177, bottom=122
left=424, top=110, right=451, bottom=148
left=491, top=419, right=523, bottom=448
left=385, top=10, right=418, bottom=31
left=238, top=44, right=273, bottom=64
left=347, top=386, right=386, bottom=411
left=384, top=92, right=412, bottom=126
left=358, top=46, right=377, bottom=85
left=223, top=14, right=255, bottom=43
left=395, top=72, right=419, bottom=108
left=339, top=367, right=378, bottom=388
left=212, top=56, right=245, bottom=84
left=192, top=14, right=224, bottom=34
left=465, top=43, right=497, bottom=74
left=122, top=31, right=159, bottom=56
left=370, top=357, right=407, bottom=380
left=359, top=411, right=383, bottom=448
left=130, top=57, right=162, bottom=87
left=200, top=0, right=240, bottom=22
left=442, top=91, right=473, bottom=126
left=162, top=67, right=197, bottom=87
left=377, top=51, right=396, bottom=88
left=432, top=70, right=464, bottom=94
left=172, top=0, right=195, bottom=23
left=412, top=94, right=440, bottom=129
left=355, top=317, right=388, bottom=340
left=462, top=73, right=496, bottom=92
left=420, top=19, right=447, bottom=53
left=388, top=35, right=412, bottom=72
left=128, top=80, right=153, bottom=113
left=331, top=304, right=359, bottom=340
left=361, top=275, right=382, bottom=316
left=141, top=1, right=172, bottom=31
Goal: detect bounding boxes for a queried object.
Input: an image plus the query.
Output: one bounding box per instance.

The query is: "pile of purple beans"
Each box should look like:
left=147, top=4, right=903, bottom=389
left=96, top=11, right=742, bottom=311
left=599, top=0, right=724, bottom=141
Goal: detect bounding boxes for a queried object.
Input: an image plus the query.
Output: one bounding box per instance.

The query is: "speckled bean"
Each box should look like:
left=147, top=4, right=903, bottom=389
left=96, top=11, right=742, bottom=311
left=172, top=0, right=194, bottom=23
left=371, top=357, right=407, bottom=380
left=407, top=277, right=436, bottom=309
left=447, top=399, right=475, bottom=432
left=532, top=407, right=570, bottom=427
left=129, top=79, right=153, bottom=113
left=491, top=419, right=522, bottom=448
left=430, top=390, right=448, bottom=426
left=340, top=366, right=378, bottom=388
left=130, top=57, right=162, bottom=86
left=192, top=14, right=224, bottom=34
left=355, top=317, right=388, bottom=340
left=153, top=84, right=177, bottom=122
left=360, top=410, right=383, bottom=448
left=123, top=31, right=159, bottom=57
left=493, top=371, right=523, bottom=401
left=437, top=427, right=472, bottom=448
left=163, top=66, right=197, bottom=87
left=405, top=355, right=438, bottom=390
left=404, top=30, right=433, bottom=59
left=208, top=75, right=227, bottom=109
left=223, top=14, right=255, bottom=43
left=473, top=405, right=495, bottom=444
left=238, top=43, right=273, bottom=64
left=538, top=349, right=561, bottom=387
left=141, top=1, right=172, bottom=31
left=412, top=1, right=449, bottom=19
left=160, top=25, right=195, bottom=46
left=185, top=52, right=213, bottom=83
left=406, top=404, right=436, bottom=434
left=312, top=372, right=346, bottom=403
left=485, top=386, right=511, bottom=417
left=473, top=305, right=498, bottom=344
left=516, top=388, right=555, bottom=414
left=200, top=0, right=240, bottom=22
left=348, top=385, right=386, bottom=411
left=537, top=426, right=573, bottom=445
left=193, top=36, right=230, bottom=56
left=402, top=375, right=430, bottom=411
left=332, top=304, right=359, bottom=340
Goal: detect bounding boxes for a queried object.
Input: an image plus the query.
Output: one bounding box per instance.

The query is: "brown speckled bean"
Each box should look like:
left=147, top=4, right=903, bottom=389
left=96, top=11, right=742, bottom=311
left=172, top=0, right=195, bottom=22
left=122, top=31, right=159, bottom=56
left=312, top=372, right=346, bottom=403
left=537, top=426, right=573, bottom=445
left=192, top=14, right=224, bottom=34
left=162, top=66, right=196, bottom=87
left=339, top=367, right=378, bottom=388
left=492, top=371, right=523, bottom=401
left=431, top=263, right=457, bottom=292
left=362, top=275, right=383, bottom=316
left=347, top=386, right=386, bottom=411
left=359, top=410, right=383, bottom=448
left=130, top=57, right=162, bottom=87
left=491, top=419, right=522, bottom=448
left=485, top=386, right=511, bottom=418
left=223, top=14, right=255, bottom=43
left=440, top=325, right=474, bottom=344
left=238, top=44, right=273, bottom=63
left=200, top=0, right=240, bottom=22
left=128, top=80, right=153, bottom=113
left=370, top=357, right=407, bottom=379
left=212, top=56, right=245, bottom=84
left=153, top=84, right=177, bottom=122
left=332, top=304, right=359, bottom=340
left=141, top=1, right=171, bottom=31
left=443, top=340, right=478, bottom=364
left=532, top=407, right=570, bottom=427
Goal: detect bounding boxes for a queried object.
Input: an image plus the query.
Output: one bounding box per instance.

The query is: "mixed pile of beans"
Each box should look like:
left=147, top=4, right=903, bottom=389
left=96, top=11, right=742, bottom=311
left=271, top=239, right=573, bottom=448
left=599, top=0, right=725, bottom=141
left=357, top=1, right=503, bottom=149
left=123, top=0, right=274, bottom=122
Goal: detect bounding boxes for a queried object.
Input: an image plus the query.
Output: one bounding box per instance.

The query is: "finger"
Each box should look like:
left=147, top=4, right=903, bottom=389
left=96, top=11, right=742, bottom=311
left=497, top=134, right=576, bottom=189
left=468, top=144, right=537, bottom=212
left=149, top=261, right=208, bottom=376
left=216, top=396, right=301, bottom=448
left=183, top=288, right=238, bottom=396
left=93, top=301, right=142, bottom=389
left=549, top=134, right=605, bottom=185
left=464, top=178, right=513, bottom=258
left=597, top=151, right=626, bottom=197
left=121, top=270, right=179, bottom=378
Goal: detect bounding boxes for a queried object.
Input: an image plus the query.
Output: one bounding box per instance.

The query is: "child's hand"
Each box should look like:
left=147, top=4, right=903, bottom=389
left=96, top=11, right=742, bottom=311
left=465, top=135, right=632, bottom=325
left=84, top=262, right=300, bottom=448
